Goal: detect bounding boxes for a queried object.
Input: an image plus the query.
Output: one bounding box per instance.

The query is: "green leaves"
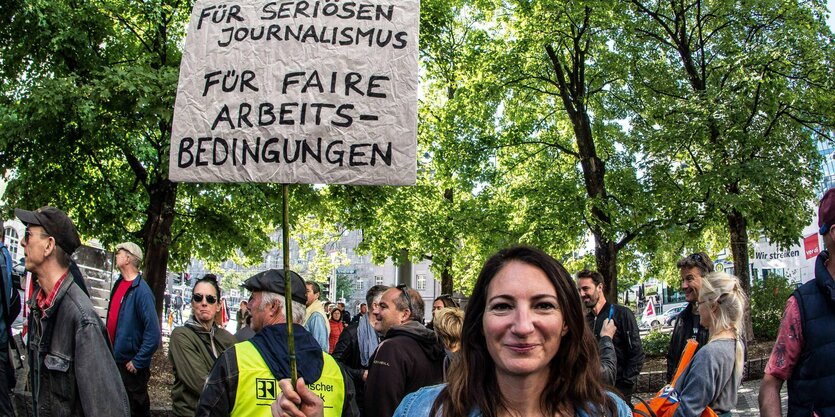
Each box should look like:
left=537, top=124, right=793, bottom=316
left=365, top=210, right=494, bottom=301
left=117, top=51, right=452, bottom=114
left=2, top=0, right=832, bottom=303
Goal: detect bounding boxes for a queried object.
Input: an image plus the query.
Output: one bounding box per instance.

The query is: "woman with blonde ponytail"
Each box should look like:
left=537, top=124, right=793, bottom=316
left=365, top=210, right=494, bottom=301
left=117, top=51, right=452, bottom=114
left=671, top=272, right=746, bottom=417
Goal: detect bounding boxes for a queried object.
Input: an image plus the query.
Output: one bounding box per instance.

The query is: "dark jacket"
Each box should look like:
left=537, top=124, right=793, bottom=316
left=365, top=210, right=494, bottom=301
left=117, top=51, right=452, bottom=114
left=787, top=251, right=835, bottom=417
left=332, top=321, right=362, bottom=379
left=28, top=270, right=130, bottom=417
left=587, top=302, right=644, bottom=397
left=234, top=325, right=255, bottom=342
left=666, top=302, right=709, bottom=382
left=598, top=335, right=617, bottom=386
left=364, top=320, right=445, bottom=417
left=195, top=323, right=358, bottom=417
left=0, top=245, right=15, bottom=345
left=107, top=273, right=161, bottom=369
left=332, top=321, right=367, bottom=414
left=169, top=317, right=237, bottom=417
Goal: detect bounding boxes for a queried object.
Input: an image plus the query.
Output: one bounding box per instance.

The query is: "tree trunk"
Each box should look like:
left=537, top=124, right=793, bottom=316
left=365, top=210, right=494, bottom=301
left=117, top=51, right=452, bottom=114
left=142, top=178, right=178, bottom=320
left=727, top=208, right=755, bottom=342
left=397, top=249, right=412, bottom=286
left=441, top=260, right=453, bottom=295
left=572, top=93, right=619, bottom=304
left=596, top=238, right=619, bottom=304
left=441, top=187, right=454, bottom=295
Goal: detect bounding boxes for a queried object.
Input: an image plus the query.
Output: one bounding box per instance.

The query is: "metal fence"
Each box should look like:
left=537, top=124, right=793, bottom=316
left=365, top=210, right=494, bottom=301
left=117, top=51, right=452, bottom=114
left=637, top=356, right=770, bottom=393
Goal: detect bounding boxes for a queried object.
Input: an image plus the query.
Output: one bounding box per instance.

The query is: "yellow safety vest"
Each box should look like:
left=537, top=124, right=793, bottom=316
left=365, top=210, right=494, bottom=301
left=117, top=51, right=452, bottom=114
left=231, top=341, right=345, bottom=417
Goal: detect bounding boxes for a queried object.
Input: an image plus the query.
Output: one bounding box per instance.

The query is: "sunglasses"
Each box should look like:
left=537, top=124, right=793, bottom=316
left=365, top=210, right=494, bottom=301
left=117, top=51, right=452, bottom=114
left=689, top=253, right=703, bottom=262
left=24, top=228, right=50, bottom=243
left=192, top=293, right=218, bottom=304
left=396, top=284, right=414, bottom=315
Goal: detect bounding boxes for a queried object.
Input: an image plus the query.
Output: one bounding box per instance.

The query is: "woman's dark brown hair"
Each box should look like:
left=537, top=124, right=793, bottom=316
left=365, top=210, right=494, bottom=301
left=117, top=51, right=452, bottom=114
left=430, top=246, right=617, bottom=417
left=194, top=273, right=221, bottom=298
left=434, top=294, right=458, bottom=309
left=330, top=308, right=342, bottom=322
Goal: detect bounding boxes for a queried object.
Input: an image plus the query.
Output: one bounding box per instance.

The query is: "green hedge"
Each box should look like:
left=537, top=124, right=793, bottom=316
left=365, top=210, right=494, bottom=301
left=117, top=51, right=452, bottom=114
left=643, top=330, right=672, bottom=357
left=750, top=273, right=795, bottom=340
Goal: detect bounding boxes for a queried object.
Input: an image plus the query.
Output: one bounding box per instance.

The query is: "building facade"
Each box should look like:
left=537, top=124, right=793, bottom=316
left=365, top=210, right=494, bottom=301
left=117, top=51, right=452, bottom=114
left=185, top=229, right=442, bottom=323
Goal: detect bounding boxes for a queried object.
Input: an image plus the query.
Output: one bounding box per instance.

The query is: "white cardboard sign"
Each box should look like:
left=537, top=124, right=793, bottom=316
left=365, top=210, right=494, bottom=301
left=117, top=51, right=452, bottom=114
left=169, top=0, right=419, bottom=185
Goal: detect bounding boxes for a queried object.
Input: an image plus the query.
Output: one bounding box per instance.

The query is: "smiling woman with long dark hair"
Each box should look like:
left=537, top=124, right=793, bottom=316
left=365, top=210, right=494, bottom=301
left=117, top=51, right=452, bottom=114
left=400, top=246, right=629, bottom=417
left=273, top=246, right=631, bottom=417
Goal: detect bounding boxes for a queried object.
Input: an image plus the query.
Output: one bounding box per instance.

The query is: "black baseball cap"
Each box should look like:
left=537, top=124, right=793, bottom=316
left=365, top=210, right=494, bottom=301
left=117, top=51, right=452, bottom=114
left=241, top=269, right=307, bottom=304
left=15, top=206, right=82, bottom=255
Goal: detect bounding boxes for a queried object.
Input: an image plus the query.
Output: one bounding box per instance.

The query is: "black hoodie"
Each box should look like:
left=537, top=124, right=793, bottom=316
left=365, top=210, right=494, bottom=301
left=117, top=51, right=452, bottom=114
left=364, top=321, right=445, bottom=417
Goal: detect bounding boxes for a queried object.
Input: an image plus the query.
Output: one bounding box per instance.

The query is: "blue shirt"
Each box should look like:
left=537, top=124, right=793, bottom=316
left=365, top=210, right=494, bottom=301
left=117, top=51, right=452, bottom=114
left=393, top=384, right=632, bottom=417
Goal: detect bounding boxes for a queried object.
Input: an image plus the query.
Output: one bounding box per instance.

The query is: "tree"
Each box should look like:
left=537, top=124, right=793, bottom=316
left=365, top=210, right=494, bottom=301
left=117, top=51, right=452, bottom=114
left=465, top=0, right=697, bottom=302
left=0, top=0, right=316, bottom=317
left=291, top=216, right=350, bottom=288
left=624, top=0, right=833, bottom=282
left=620, top=0, right=835, bottom=339
left=334, top=269, right=355, bottom=302
left=320, top=0, right=511, bottom=294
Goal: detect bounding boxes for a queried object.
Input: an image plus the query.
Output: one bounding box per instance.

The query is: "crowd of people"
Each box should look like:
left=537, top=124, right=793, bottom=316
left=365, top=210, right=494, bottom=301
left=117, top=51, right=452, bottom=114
left=2, top=189, right=835, bottom=417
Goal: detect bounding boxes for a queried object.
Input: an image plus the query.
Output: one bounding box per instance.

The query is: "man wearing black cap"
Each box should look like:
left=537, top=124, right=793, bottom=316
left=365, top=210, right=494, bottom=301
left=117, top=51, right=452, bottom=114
left=195, top=269, right=358, bottom=417
left=760, top=189, right=835, bottom=417
left=16, top=206, right=129, bottom=417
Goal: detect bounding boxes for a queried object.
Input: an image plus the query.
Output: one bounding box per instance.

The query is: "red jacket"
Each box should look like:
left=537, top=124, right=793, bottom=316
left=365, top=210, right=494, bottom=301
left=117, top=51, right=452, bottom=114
left=329, top=319, right=344, bottom=353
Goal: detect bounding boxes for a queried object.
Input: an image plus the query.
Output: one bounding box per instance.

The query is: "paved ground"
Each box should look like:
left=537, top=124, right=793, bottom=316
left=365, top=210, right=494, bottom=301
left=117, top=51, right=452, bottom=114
left=733, top=379, right=787, bottom=416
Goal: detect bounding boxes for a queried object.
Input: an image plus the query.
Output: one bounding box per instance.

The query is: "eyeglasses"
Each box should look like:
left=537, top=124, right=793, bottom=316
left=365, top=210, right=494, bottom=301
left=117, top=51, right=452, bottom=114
left=396, top=284, right=414, bottom=315
left=24, top=228, right=50, bottom=243
left=192, top=293, right=218, bottom=304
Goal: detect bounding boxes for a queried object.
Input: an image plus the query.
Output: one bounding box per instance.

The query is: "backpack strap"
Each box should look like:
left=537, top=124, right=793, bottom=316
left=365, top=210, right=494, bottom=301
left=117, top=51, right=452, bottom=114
left=631, top=395, right=658, bottom=417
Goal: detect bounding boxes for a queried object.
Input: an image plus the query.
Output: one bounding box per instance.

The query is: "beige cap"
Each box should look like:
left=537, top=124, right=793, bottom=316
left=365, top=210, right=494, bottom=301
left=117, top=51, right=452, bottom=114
left=116, top=242, right=143, bottom=262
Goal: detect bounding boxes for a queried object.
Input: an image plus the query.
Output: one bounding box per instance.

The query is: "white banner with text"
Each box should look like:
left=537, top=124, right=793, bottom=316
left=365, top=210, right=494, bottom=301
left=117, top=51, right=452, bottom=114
left=169, top=0, right=418, bottom=185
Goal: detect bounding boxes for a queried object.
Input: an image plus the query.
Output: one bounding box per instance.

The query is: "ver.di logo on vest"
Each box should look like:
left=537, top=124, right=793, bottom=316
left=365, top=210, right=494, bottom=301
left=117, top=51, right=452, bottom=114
left=255, top=378, right=277, bottom=400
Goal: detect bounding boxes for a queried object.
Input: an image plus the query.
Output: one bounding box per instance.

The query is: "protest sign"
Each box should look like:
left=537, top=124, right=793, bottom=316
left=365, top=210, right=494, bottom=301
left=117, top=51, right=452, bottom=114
left=169, top=0, right=419, bottom=185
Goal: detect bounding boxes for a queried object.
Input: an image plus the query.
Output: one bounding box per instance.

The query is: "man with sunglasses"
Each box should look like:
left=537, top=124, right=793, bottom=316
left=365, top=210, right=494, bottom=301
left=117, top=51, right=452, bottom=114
left=364, top=284, right=445, bottom=417
left=106, top=242, right=161, bottom=417
left=16, top=206, right=129, bottom=417
left=666, top=252, right=713, bottom=383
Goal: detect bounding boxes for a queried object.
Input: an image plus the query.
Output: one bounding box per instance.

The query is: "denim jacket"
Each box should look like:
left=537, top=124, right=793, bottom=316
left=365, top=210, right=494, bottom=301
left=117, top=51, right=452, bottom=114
left=27, top=272, right=130, bottom=417
left=393, top=384, right=633, bottom=417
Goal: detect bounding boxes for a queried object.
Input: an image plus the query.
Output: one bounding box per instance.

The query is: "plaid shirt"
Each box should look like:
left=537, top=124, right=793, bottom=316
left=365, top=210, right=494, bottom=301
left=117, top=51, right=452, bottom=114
left=36, top=271, right=68, bottom=315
